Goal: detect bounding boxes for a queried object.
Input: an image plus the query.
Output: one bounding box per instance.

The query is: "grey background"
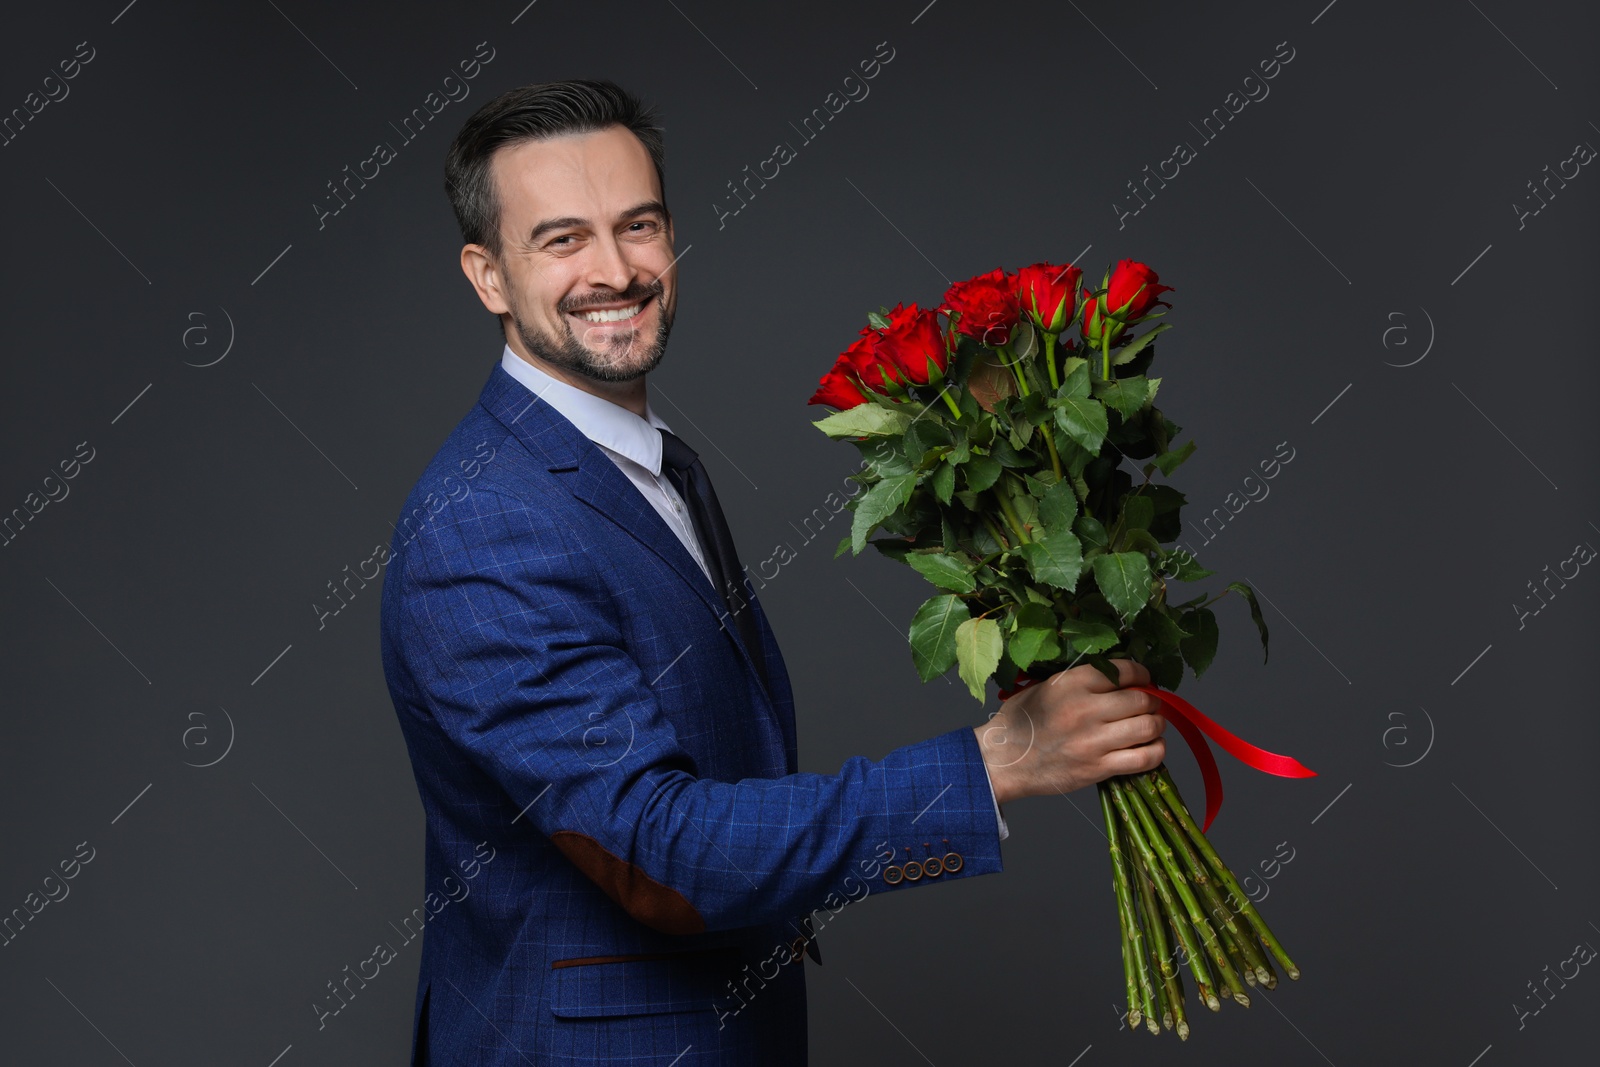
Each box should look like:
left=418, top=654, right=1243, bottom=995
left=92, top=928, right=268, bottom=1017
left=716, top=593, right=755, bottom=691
left=2, top=0, right=1596, bottom=1063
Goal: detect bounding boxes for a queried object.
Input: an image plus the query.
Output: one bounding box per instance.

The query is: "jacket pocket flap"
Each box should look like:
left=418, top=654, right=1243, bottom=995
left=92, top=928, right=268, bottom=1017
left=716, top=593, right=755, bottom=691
left=549, top=955, right=734, bottom=1019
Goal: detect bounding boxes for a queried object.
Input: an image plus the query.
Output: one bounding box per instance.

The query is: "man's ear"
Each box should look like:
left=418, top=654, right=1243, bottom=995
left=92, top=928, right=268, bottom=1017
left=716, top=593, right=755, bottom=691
left=460, top=244, right=511, bottom=316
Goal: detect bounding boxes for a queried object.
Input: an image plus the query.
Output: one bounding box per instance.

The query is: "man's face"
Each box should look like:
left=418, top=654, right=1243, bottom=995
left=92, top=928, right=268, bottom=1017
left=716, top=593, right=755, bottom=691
left=481, top=126, right=677, bottom=382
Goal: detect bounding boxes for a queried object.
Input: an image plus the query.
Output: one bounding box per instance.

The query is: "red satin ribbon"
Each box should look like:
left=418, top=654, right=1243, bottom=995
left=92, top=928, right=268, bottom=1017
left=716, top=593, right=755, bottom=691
left=996, top=673, right=1316, bottom=832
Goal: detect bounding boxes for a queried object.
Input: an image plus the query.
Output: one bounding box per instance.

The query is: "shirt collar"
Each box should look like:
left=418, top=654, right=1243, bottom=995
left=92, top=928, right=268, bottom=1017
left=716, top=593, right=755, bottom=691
left=499, top=344, right=672, bottom=475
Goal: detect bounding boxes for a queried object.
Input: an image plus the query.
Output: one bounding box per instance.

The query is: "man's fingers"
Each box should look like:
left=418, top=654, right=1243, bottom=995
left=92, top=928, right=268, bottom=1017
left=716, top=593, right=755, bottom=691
left=1092, top=687, right=1165, bottom=723
left=1106, top=712, right=1166, bottom=750
left=1071, top=657, right=1152, bottom=694
left=1107, top=736, right=1167, bottom=776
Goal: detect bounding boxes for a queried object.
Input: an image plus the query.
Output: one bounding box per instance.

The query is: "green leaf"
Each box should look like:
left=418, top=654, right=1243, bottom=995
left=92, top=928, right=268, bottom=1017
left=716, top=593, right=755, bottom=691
left=1059, top=359, right=1091, bottom=399
left=853, top=436, right=914, bottom=476
left=1074, top=514, right=1110, bottom=552
left=1109, top=322, right=1171, bottom=366
left=1008, top=410, right=1035, bottom=450
left=1010, top=319, right=1040, bottom=360
left=1053, top=397, right=1108, bottom=453
left=963, top=454, right=1003, bottom=492
left=931, top=460, right=956, bottom=504
left=869, top=538, right=912, bottom=563
left=1179, top=607, right=1219, bottom=677
left=1092, top=374, right=1151, bottom=420
left=1150, top=439, right=1197, bottom=477
left=867, top=310, right=891, bottom=329
left=905, top=550, right=977, bottom=593
left=1019, top=529, right=1084, bottom=590
left=955, top=616, right=1003, bottom=702
left=1086, top=654, right=1123, bottom=688
left=1135, top=603, right=1193, bottom=650
left=813, top=404, right=911, bottom=439
left=1012, top=601, right=1056, bottom=633
left=1122, top=528, right=1164, bottom=556
left=909, top=594, right=968, bottom=680
left=1061, top=615, right=1121, bottom=654
left=1008, top=625, right=1060, bottom=672
left=904, top=418, right=952, bottom=464
left=1120, top=494, right=1155, bottom=533
left=1037, top=478, right=1079, bottom=532
left=947, top=424, right=971, bottom=464
left=1161, top=548, right=1214, bottom=582
left=1091, top=551, right=1155, bottom=621
left=834, top=533, right=852, bottom=559
left=1147, top=647, right=1185, bottom=691
left=850, top=473, right=916, bottom=554
left=1227, top=581, right=1270, bottom=663
left=1143, top=484, right=1188, bottom=542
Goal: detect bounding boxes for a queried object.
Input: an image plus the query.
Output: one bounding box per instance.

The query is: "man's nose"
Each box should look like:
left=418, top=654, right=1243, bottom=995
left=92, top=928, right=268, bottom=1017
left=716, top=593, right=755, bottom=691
left=584, top=232, right=637, bottom=295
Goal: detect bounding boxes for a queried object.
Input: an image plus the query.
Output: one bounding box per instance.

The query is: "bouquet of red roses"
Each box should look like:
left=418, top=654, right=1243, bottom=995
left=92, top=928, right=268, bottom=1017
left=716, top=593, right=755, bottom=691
left=807, top=259, right=1311, bottom=1038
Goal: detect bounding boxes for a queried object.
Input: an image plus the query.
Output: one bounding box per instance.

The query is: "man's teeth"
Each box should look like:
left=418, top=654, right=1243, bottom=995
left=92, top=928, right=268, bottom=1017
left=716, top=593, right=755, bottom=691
left=576, top=302, right=643, bottom=323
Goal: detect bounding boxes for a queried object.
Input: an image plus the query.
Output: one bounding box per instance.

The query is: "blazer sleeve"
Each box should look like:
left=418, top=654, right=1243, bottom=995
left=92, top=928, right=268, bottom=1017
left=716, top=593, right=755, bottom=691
left=385, top=487, right=1004, bottom=937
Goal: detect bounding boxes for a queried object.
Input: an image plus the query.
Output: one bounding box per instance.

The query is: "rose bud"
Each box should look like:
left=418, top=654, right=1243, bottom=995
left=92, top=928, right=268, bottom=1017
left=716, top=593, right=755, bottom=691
left=875, top=302, right=949, bottom=385
left=1017, top=261, right=1082, bottom=333
left=942, top=268, right=1021, bottom=346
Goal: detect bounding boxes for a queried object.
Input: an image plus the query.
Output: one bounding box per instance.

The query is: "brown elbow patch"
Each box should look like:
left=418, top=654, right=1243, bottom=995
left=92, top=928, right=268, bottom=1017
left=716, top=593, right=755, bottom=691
left=550, top=830, right=706, bottom=936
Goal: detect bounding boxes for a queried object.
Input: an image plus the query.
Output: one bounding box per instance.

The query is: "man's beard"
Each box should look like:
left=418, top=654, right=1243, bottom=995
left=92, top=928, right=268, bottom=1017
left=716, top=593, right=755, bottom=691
left=511, top=280, right=674, bottom=384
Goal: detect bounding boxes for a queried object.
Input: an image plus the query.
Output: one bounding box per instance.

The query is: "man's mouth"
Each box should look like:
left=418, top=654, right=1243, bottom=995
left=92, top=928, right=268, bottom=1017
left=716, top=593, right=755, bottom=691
left=569, top=294, right=653, bottom=325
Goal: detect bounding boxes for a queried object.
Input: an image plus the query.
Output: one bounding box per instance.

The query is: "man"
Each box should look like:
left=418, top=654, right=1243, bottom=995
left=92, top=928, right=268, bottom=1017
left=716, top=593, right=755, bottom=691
left=379, top=79, right=1168, bottom=1066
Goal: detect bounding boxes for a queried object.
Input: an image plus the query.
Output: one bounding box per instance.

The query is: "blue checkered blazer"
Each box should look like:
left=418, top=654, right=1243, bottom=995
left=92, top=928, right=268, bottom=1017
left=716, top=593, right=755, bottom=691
left=379, top=362, right=1005, bottom=1066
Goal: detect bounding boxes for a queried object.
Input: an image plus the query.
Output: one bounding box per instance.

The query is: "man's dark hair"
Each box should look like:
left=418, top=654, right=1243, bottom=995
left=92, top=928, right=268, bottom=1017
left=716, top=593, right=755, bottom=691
left=444, top=79, right=667, bottom=259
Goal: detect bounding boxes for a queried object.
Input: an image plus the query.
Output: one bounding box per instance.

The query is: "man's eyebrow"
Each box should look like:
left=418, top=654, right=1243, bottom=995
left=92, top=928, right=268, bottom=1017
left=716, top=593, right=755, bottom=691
left=526, top=200, right=668, bottom=245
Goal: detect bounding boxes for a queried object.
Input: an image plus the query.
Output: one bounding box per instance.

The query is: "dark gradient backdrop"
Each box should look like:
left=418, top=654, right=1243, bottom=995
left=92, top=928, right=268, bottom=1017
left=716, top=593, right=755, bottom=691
left=2, top=1, right=1597, bottom=1064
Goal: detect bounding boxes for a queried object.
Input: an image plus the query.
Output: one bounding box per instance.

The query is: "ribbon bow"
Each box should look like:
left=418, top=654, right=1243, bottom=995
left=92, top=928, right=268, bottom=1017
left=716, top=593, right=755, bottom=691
left=998, top=672, right=1316, bottom=832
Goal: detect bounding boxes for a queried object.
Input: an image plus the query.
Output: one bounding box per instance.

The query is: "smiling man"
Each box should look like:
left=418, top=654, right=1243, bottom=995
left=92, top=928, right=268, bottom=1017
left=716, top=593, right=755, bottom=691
left=380, top=79, right=1167, bottom=1066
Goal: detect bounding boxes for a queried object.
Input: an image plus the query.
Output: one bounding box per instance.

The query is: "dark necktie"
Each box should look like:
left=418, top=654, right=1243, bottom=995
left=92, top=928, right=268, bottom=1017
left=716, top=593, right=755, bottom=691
left=657, top=428, right=770, bottom=695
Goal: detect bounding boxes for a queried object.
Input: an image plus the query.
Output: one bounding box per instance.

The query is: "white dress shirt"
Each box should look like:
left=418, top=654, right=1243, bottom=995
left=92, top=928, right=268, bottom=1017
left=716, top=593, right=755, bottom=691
left=498, top=345, right=1007, bottom=841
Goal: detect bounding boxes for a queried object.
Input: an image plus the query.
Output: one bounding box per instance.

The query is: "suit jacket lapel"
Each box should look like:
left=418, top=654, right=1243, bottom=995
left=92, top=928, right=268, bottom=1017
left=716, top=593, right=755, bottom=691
left=478, top=365, right=783, bottom=732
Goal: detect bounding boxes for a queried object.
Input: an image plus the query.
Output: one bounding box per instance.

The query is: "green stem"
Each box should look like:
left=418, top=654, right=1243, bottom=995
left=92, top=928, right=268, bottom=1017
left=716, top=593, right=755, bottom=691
left=1044, top=331, right=1060, bottom=392
left=1101, top=323, right=1112, bottom=381
left=1000, top=343, right=1032, bottom=397
left=981, top=515, right=1012, bottom=552
left=1130, top=848, right=1172, bottom=1033
left=1153, top=766, right=1302, bottom=980
left=1106, top=778, right=1219, bottom=1011
left=1121, top=777, right=1250, bottom=1007
left=1134, top=771, right=1274, bottom=986
left=1100, top=784, right=1143, bottom=1033
left=1165, top=958, right=1190, bottom=1041
left=1042, top=425, right=1064, bottom=480
left=992, top=487, right=1030, bottom=544
left=937, top=387, right=963, bottom=419
left=1125, top=844, right=1161, bottom=1033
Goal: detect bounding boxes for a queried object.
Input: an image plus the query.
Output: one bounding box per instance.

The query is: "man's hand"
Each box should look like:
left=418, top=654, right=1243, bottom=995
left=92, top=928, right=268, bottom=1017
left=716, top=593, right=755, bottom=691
left=973, top=659, right=1166, bottom=806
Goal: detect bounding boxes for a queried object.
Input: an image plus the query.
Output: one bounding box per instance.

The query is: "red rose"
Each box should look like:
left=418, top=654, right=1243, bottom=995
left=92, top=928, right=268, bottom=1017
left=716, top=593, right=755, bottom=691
left=1017, top=261, right=1082, bottom=333
left=942, top=268, right=1020, bottom=346
left=875, top=302, right=948, bottom=385
left=1105, top=259, right=1173, bottom=320
left=841, top=330, right=900, bottom=395
left=1082, top=260, right=1173, bottom=348
left=807, top=357, right=868, bottom=408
